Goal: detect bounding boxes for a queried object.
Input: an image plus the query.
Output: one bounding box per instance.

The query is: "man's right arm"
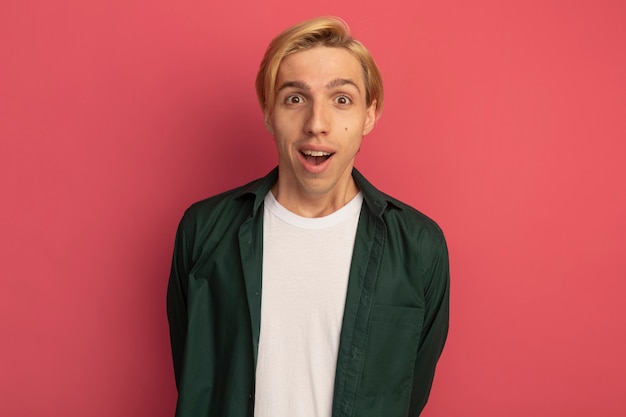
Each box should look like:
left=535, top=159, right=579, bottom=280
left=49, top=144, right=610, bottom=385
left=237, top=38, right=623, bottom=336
left=166, top=214, right=192, bottom=391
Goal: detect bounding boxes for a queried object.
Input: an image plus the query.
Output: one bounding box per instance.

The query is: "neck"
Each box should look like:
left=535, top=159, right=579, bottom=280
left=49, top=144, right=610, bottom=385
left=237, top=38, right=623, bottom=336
left=271, top=175, right=359, bottom=218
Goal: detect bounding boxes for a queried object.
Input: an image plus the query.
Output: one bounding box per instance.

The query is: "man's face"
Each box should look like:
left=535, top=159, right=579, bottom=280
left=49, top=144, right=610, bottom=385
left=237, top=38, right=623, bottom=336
left=266, top=46, right=377, bottom=201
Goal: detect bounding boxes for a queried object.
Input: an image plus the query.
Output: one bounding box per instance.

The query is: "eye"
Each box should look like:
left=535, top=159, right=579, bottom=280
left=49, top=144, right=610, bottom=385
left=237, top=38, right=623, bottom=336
left=334, top=95, right=352, bottom=105
left=285, top=95, right=304, bottom=105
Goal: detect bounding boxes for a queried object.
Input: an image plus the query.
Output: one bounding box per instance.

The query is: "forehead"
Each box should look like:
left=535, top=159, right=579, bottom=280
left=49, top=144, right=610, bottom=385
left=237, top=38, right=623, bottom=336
left=277, top=46, right=364, bottom=88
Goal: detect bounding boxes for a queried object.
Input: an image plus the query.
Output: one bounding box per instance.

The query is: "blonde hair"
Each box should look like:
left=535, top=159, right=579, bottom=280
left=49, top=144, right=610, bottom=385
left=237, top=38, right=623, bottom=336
left=255, top=16, right=384, bottom=117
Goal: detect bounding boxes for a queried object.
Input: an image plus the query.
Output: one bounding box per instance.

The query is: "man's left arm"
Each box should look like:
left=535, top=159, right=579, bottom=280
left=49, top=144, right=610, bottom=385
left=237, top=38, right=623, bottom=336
left=409, top=233, right=450, bottom=415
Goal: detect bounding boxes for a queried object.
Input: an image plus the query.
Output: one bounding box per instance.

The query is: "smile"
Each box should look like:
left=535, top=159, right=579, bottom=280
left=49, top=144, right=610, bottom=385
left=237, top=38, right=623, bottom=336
left=300, top=149, right=334, bottom=165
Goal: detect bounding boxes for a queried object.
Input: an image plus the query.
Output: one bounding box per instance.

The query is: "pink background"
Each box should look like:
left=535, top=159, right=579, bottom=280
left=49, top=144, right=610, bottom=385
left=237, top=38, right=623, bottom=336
left=1, top=0, right=625, bottom=416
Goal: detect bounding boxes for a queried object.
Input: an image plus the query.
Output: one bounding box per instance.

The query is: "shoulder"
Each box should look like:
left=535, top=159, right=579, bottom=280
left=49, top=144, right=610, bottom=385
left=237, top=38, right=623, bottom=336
left=355, top=169, right=445, bottom=246
left=384, top=194, right=444, bottom=239
left=177, top=174, right=270, bottom=238
left=185, top=183, right=251, bottom=221
left=380, top=195, right=447, bottom=263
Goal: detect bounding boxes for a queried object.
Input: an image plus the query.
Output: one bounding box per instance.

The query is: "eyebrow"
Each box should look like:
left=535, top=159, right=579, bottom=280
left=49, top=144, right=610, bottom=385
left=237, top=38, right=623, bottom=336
left=277, top=78, right=361, bottom=93
left=326, top=78, right=361, bottom=93
left=277, top=80, right=310, bottom=92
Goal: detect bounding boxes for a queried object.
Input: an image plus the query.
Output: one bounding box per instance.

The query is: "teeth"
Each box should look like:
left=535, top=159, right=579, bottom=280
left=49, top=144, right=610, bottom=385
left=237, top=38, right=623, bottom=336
left=302, top=150, right=331, bottom=156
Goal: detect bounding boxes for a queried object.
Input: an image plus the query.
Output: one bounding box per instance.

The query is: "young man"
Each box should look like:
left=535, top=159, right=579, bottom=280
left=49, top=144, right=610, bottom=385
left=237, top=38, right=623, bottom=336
left=167, top=16, right=449, bottom=417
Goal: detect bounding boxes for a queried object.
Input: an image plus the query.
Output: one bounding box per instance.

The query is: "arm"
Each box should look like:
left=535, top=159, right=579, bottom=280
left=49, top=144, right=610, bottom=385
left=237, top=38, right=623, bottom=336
left=409, top=233, right=450, bottom=415
left=166, top=214, right=192, bottom=391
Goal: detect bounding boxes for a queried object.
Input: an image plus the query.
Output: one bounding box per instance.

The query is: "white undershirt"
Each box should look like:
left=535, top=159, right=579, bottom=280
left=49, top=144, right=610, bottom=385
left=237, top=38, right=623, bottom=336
left=254, top=191, right=363, bottom=417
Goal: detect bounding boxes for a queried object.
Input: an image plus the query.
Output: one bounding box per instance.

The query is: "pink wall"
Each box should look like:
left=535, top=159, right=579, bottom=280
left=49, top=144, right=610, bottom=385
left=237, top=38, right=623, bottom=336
left=1, top=0, right=625, bottom=415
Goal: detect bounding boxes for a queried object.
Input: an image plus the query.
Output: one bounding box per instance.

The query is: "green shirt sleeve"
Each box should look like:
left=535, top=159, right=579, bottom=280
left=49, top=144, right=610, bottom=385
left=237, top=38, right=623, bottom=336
left=409, top=233, right=450, bottom=415
left=167, top=213, right=192, bottom=391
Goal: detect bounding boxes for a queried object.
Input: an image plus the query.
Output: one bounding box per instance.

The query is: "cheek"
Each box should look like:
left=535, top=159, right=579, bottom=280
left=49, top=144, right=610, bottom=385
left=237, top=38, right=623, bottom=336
left=273, top=113, right=302, bottom=132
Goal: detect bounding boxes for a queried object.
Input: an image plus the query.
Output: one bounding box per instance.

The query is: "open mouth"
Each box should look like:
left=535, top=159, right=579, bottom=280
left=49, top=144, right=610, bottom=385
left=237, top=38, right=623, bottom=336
left=300, top=150, right=333, bottom=165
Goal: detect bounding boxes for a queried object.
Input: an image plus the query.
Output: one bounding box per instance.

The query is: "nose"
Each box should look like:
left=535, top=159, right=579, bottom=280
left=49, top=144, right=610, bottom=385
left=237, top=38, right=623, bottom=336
left=304, top=101, right=330, bottom=136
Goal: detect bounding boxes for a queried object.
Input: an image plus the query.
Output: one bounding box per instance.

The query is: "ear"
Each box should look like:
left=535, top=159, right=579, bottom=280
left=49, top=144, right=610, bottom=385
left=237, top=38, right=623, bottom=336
left=264, top=111, right=274, bottom=136
left=362, top=100, right=377, bottom=136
